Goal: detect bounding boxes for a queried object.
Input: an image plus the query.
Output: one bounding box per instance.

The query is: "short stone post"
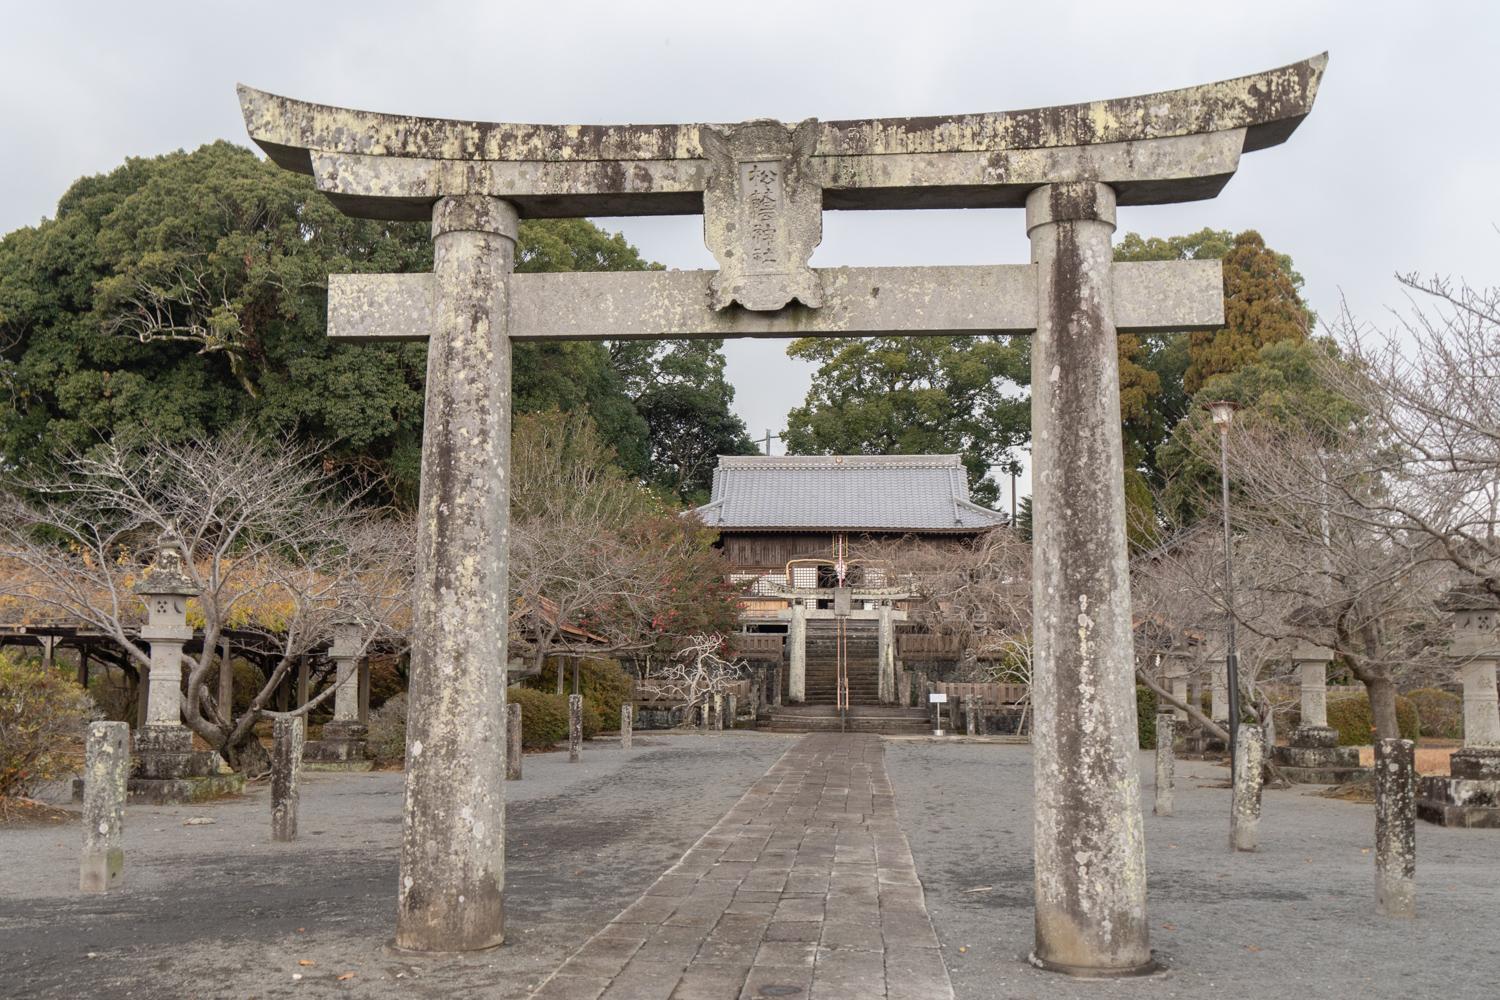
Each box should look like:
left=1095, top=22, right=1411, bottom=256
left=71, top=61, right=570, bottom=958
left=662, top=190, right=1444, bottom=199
left=506, top=703, right=523, bottom=780
left=270, top=716, right=306, bottom=843
left=771, top=663, right=783, bottom=706
left=726, top=693, right=737, bottom=730
left=713, top=692, right=725, bottom=732
left=1154, top=714, right=1175, bottom=817
left=897, top=669, right=911, bottom=708
left=1230, top=725, right=1266, bottom=851
left=568, top=693, right=583, bottom=763
left=1374, top=738, right=1416, bottom=917
left=949, top=698, right=962, bottom=734
left=80, top=721, right=128, bottom=893
left=965, top=697, right=978, bottom=737
left=788, top=599, right=807, bottom=703
left=620, top=703, right=633, bottom=750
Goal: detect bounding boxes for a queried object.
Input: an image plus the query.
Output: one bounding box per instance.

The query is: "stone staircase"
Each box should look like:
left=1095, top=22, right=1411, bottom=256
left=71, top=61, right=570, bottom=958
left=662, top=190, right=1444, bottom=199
left=764, top=704, right=934, bottom=735
left=764, top=621, right=932, bottom=734
left=804, top=620, right=881, bottom=706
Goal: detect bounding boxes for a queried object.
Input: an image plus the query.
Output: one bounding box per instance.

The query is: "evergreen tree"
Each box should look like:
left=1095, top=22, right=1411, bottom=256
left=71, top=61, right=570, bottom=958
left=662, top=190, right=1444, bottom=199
left=0, top=144, right=750, bottom=506
left=780, top=335, right=1029, bottom=507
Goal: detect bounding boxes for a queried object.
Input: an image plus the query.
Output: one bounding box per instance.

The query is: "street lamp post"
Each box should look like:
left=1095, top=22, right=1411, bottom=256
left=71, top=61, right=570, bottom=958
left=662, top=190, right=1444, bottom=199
left=1208, top=400, right=1242, bottom=777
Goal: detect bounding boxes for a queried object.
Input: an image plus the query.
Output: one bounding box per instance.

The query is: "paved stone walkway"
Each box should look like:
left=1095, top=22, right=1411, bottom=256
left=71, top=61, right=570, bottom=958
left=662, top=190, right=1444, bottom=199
left=530, top=733, right=954, bottom=1000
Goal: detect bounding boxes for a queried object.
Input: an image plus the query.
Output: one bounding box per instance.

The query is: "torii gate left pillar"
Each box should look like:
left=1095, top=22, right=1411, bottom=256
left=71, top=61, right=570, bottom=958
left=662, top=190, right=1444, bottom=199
left=239, top=54, right=1324, bottom=972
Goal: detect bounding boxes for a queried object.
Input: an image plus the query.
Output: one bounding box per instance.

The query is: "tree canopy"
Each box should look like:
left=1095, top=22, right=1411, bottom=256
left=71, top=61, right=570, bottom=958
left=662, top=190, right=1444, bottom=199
left=0, top=142, right=752, bottom=506
left=1113, top=228, right=1312, bottom=486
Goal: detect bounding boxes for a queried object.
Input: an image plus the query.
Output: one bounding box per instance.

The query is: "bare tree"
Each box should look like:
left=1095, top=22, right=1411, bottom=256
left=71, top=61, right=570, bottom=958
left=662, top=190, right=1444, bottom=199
left=509, top=409, right=739, bottom=671
left=0, top=429, right=413, bottom=772
left=636, top=633, right=748, bottom=721
left=857, top=528, right=1031, bottom=680
left=1182, top=412, right=1450, bottom=739
left=1320, top=275, right=1500, bottom=591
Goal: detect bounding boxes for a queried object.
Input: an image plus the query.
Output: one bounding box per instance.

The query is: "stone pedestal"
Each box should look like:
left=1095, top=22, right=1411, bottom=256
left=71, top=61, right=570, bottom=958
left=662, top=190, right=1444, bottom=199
left=1273, top=726, right=1367, bottom=785
left=1417, top=652, right=1500, bottom=827
left=1417, top=748, right=1500, bottom=828
left=1273, top=651, right=1365, bottom=784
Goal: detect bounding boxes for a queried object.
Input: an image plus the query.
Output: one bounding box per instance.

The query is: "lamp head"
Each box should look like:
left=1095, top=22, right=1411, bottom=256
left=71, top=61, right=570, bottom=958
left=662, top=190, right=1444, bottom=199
left=1207, top=399, right=1239, bottom=430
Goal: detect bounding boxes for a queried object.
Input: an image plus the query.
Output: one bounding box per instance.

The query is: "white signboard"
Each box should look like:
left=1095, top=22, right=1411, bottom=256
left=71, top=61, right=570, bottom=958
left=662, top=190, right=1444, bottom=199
left=928, top=692, right=948, bottom=704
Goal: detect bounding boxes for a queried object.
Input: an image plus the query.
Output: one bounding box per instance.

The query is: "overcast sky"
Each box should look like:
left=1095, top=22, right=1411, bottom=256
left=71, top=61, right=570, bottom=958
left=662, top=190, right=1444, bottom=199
left=3, top=1, right=1497, bottom=504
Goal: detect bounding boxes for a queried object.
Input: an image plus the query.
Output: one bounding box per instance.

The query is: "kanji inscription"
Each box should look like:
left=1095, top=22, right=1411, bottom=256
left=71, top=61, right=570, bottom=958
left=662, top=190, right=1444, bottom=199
left=701, top=119, right=823, bottom=312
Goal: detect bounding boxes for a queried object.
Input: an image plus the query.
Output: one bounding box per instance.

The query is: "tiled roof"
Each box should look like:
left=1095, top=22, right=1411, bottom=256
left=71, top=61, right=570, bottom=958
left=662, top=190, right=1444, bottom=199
left=694, top=455, right=1005, bottom=532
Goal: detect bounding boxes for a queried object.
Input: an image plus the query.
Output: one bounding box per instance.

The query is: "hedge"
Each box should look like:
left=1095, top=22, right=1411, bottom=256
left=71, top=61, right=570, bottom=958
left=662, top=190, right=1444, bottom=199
left=1325, top=692, right=1420, bottom=745
left=1137, top=685, right=1158, bottom=750
left=1406, top=688, right=1463, bottom=740
left=507, top=687, right=571, bottom=749
left=527, top=657, right=632, bottom=733
left=1, top=657, right=98, bottom=799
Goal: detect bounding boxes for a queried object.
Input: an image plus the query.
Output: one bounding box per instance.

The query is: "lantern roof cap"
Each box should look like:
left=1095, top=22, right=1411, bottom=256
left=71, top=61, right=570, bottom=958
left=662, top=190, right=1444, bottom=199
left=1439, top=580, right=1500, bottom=612
left=132, top=524, right=199, bottom=597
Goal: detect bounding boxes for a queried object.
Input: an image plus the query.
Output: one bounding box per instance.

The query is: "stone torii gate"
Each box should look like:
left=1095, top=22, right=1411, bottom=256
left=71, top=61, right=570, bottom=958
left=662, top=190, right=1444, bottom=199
left=239, top=54, right=1324, bottom=975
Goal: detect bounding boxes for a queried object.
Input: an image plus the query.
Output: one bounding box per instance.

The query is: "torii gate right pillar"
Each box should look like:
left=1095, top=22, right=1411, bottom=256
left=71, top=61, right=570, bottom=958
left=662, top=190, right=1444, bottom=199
left=1027, top=181, right=1151, bottom=974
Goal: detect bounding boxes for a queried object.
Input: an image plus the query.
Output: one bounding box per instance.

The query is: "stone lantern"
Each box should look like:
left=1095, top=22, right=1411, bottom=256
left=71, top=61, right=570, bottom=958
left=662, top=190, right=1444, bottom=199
left=303, top=618, right=372, bottom=769
left=1162, top=641, right=1194, bottom=725
left=1271, top=639, right=1365, bottom=784
left=1418, top=582, right=1500, bottom=827
left=129, top=526, right=238, bottom=803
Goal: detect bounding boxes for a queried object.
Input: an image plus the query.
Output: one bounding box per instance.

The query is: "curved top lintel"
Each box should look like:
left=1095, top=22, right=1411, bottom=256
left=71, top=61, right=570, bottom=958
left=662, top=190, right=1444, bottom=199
left=239, top=53, right=1325, bottom=175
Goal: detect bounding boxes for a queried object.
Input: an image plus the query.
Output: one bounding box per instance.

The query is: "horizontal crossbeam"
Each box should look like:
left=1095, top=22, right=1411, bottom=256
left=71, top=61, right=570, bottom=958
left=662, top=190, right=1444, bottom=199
left=240, top=55, right=1324, bottom=220
left=328, top=260, right=1224, bottom=342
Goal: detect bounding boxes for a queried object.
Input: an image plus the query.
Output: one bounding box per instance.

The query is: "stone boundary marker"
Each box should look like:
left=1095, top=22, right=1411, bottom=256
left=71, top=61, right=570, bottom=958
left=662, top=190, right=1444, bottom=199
left=568, top=694, right=583, bottom=764
left=507, top=703, right=523, bottom=780
left=80, top=721, right=128, bottom=894
left=1154, top=714, right=1176, bottom=817
left=1375, top=738, right=1416, bottom=917
left=1230, top=727, right=1266, bottom=852
left=270, top=716, right=306, bottom=843
left=527, top=733, right=954, bottom=1000
left=620, top=704, right=633, bottom=751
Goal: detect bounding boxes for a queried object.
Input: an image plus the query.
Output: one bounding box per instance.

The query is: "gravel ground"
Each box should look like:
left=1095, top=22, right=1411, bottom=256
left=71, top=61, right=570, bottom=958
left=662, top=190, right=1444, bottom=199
left=0, top=733, right=797, bottom=1000
left=883, top=740, right=1497, bottom=1000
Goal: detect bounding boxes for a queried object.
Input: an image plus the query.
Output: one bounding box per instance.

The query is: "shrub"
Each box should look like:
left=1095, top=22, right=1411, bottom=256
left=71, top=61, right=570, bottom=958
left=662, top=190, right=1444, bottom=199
left=1137, top=685, right=1158, bottom=750
left=1406, top=688, right=1463, bottom=740
left=508, top=686, right=570, bottom=750
left=1, top=657, right=98, bottom=799
left=367, top=693, right=408, bottom=764
left=527, top=657, right=632, bottom=733
left=1325, top=692, right=1420, bottom=745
